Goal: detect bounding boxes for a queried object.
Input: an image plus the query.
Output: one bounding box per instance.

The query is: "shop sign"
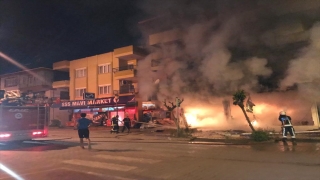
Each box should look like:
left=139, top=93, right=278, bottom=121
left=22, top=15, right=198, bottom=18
left=61, top=98, right=113, bottom=107
left=58, top=95, right=136, bottom=108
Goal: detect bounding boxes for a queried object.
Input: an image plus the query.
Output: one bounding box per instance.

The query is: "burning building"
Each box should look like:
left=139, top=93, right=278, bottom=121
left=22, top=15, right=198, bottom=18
left=136, top=0, right=320, bottom=130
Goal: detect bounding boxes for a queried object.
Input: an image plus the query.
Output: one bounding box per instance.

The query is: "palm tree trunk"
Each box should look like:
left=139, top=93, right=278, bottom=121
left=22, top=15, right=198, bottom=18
left=170, top=111, right=180, bottom=131
left=239, top=105, right=256, bottom=132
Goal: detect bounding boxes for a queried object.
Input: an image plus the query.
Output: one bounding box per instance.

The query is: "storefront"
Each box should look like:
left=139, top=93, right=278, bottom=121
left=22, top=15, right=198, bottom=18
left=51, top=95, right=137, bottom=127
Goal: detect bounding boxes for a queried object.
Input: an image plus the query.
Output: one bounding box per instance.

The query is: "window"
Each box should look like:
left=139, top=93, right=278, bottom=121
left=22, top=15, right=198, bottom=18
left=98, top=64, right=111, bottom=74
left=75, top=68, right=86, bottom=78
left=99, top=85, right=111, bottom=95
left=4, top=77, right=18, bottom=87
left=75, top=88, right=86, bottom=97
left=128, top=63, right=134, bottom=70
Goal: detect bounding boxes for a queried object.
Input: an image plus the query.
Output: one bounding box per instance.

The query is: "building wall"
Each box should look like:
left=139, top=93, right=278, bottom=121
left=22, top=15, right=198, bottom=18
left=0, top=76, right=19, bottom=92
left=69, top=52, right=114, bottom=100
left=112, top=54, right=120, bottom=94
left=0, top=68, right=53, bottom=93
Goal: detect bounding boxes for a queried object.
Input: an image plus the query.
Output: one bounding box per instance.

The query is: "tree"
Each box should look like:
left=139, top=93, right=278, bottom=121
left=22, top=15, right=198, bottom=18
left=232, top=90, right=256, bottom=132
left=163, top=98, right=187, bottom=135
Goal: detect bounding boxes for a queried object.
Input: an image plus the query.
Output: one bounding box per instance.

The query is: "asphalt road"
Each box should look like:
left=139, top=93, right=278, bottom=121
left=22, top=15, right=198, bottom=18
left=0, top=129, right=319, bottom=180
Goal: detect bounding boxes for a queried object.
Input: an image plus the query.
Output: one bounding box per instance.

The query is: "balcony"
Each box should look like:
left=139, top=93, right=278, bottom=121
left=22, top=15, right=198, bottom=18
left=52, top=80, right=70, bottom=88
left=113, top=65, right=137, bottom=80
left=119, top=85, right=135, bottom=94
left=149, top=29, right=182, bottom=46
left=53, top=60, right=70, bottom=71
left=114, top=45, right=146, bottom=60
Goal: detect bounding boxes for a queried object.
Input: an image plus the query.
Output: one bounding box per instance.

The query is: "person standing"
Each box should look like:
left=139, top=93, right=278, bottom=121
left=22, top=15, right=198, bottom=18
left=278, top=111, right=296, bottom=144
left=76, top=113, right=93, bottom=149
left=122, top=115, right=131, bottom=133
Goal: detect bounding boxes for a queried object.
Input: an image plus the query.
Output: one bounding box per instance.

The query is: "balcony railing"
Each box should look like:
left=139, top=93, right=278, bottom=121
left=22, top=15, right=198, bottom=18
left=53, top=60, right=70, bottom=71
left=52, top=80, right=70, bottom=88
left=119, top=85, right=135, bottom=94
left=113, top=65, right=136, bottom=73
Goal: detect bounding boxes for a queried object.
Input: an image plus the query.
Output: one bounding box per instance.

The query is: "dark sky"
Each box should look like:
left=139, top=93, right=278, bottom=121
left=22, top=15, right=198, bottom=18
left=0, top=0, right=144, bottom=75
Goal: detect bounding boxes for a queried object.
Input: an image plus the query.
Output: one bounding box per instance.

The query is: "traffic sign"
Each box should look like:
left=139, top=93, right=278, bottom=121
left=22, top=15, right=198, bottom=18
left=83, top=92, right=95, bottom=100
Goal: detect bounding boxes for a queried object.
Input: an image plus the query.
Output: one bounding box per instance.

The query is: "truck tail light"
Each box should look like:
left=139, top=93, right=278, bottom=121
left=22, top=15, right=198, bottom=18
left=32, top=131, right=43, bottom=135
left=0, top=134, right=11, bottom=138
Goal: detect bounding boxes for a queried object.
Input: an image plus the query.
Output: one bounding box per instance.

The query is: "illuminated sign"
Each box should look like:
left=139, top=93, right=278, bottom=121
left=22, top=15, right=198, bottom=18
left=55, top=95, right=136, bottom=108
left=61, top=98, right=112, bottom=107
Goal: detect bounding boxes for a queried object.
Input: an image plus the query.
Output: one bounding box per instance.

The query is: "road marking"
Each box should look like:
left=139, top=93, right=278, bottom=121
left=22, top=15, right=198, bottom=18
left=61, top=167, right=138, bottom=180
left=94, top=154, right=161, bottom=164
left=63, top=159, right=137, bottom=171
left=23, top=141, right=48, bottom=145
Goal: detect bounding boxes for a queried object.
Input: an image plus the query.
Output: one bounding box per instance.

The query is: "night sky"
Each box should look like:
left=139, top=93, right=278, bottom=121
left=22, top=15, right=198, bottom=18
left=0, top=0, right=144, bottom=75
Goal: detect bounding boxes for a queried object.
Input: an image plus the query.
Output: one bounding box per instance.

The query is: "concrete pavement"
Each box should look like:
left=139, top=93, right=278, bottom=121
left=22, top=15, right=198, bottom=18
left=1, top=131, right=320, bottom=180
left=38, top=127, right=320, bottom=145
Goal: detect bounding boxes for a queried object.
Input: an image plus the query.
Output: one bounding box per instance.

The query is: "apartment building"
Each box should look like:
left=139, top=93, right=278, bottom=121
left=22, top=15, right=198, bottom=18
left=0, top=67, right=53, bottom=93
left=52, top=45, right=146, bottom=126
left=0, top=67, right=70, bottom=125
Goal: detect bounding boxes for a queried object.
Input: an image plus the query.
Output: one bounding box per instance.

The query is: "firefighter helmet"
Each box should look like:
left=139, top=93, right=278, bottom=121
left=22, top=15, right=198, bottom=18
left=279, top=111, right=286, bottom=115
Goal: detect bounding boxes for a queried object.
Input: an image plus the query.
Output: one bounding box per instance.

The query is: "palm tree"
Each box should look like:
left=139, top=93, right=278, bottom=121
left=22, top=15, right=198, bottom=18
left=232, top=90, right=256, bottom=132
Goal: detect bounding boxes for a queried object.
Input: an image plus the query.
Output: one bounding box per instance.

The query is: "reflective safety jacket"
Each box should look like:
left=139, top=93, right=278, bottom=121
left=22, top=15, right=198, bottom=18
left=278, top=115, right=293, bottom=127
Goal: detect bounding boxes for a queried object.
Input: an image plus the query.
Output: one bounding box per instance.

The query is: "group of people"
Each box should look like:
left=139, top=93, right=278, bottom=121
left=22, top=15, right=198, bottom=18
left=111, top=114, right=131, bottom=134
left=75, top=113, right=132, bottom=149
left=75, top=110, right=297, bottom=149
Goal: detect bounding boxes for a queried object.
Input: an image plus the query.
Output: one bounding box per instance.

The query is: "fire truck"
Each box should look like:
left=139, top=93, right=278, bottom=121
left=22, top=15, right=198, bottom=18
left=0, top=90, right=49, bottom=142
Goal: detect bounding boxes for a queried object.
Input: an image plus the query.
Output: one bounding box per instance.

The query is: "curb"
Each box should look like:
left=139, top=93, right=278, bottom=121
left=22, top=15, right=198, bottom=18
left=32, top=137, right=73, bottom=141
left=192, top=137, right=320, bottom=144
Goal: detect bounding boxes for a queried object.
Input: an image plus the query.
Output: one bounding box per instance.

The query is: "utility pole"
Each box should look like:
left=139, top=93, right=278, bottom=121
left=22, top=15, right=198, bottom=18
left=113, top=90, right=119, bottom=116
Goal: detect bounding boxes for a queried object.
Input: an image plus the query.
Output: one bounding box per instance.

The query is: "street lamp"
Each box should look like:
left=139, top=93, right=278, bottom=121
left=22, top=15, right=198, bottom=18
left=130, top=88, right=137, bottom=120
left=113, top=90, right=119, bottom=116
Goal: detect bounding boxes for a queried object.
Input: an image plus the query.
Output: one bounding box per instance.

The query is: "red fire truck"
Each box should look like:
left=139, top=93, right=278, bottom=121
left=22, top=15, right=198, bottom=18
left=0, top=90, right=49, bottom=142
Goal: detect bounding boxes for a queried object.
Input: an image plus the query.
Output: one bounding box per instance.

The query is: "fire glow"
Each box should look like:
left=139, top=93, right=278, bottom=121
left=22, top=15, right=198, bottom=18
left=182, top=101, right=294, bottom=130
left=183, top=107, right=224, bottom=128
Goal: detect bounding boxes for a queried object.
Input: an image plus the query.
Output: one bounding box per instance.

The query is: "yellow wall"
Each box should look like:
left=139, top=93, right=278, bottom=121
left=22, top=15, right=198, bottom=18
left=112, top=55, right=120, bottom=94
left=68, top=46, right=140, bottom=100
left=69, top=52, right=114, bottom=100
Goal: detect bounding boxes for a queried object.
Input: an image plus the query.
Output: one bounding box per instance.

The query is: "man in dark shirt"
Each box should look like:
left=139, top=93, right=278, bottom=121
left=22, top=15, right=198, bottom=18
left=278, top=111, right=296, bottom=144
left=76, top=113, right=93, bottom=149
left=122, top=115, right=131, bottom=133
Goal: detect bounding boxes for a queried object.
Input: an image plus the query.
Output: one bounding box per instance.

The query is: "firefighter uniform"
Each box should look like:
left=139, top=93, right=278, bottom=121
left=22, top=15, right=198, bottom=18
left=121, top=116, right=131, bottom=133
left=111, top=115, right=119, bottom=133
left=278, top=111, right=296, bottom=143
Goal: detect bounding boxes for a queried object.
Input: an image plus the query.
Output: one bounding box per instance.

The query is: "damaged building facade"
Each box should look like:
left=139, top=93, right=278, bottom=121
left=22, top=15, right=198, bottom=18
left=136, top=0, right=320, bottom=130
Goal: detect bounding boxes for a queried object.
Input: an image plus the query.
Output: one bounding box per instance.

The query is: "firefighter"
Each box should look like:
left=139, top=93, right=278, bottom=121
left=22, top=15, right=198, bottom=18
left=121, top=115, right=131, bottom=133
left=111, top=115, right=119, bottom=133
left=278, top=111, right=296, bottom=144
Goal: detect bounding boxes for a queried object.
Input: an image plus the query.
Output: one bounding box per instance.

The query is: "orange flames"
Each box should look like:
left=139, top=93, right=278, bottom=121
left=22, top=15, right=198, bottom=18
left=183, top=102, right=293, bottom=129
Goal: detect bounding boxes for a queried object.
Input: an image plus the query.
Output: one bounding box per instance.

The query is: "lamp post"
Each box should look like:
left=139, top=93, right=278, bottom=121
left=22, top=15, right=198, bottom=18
left=113, top=90, right=119, bottom=116
left=130, top=88, right=137, bottom=120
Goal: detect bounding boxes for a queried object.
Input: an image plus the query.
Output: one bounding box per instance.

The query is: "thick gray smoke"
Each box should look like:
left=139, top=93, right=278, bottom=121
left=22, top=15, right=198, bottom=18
left=137, top=0, right=320, bottom=103
left=280, top=22, right=320, bottom=101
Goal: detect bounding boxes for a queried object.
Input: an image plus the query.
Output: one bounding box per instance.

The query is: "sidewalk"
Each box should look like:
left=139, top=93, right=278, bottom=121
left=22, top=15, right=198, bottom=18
left=34, top=127, right=190, bottom=144
left=34, top=127, right=320, bottom=144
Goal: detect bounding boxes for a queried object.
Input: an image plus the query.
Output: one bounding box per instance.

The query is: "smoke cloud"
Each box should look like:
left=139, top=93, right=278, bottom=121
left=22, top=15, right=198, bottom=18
left=136, top=0, right=320, bottom=129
